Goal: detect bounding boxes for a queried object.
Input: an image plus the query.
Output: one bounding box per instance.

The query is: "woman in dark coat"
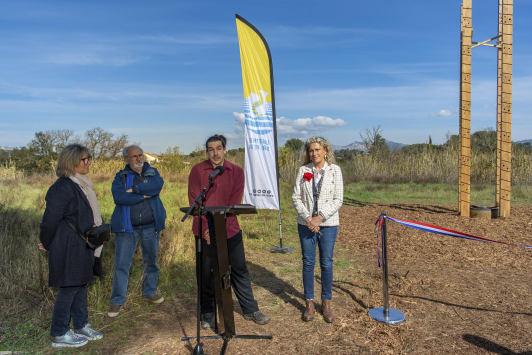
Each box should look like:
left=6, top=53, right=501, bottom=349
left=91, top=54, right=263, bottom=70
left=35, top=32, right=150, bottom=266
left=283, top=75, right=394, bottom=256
left=39, top=144, right=104, bottom=348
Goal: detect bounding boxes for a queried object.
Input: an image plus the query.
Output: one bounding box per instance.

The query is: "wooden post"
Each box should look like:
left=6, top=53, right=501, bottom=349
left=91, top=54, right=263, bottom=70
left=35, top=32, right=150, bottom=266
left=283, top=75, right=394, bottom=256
left=499, top=0, right=513, bottom=217
left=496, top=0, right=502, bottom=208
left=459, top=0, right=472, bottom=217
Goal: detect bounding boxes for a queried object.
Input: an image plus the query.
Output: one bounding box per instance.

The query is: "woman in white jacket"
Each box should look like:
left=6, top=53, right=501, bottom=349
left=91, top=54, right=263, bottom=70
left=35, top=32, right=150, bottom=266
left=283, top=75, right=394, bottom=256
left=292, top=137, right=343, bottom=323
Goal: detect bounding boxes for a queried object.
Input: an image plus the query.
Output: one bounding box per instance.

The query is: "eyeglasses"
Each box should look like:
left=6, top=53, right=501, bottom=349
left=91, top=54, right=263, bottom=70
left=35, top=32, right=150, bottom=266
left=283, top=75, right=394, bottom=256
left=80, top=156, right=92, bottom=164
left=128, top=154, right=143, bottom=160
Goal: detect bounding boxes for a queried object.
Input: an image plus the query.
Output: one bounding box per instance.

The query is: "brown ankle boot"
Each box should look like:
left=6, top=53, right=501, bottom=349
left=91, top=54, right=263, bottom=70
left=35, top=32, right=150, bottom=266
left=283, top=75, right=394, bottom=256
left=302, top=300, right=315, bottom=321
left=322, top=300, right=334, bottom=323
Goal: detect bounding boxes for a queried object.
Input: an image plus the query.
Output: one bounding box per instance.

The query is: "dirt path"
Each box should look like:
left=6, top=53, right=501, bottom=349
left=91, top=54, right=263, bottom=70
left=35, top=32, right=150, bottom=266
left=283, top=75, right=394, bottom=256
left=99, top=204, right=532, bottom=354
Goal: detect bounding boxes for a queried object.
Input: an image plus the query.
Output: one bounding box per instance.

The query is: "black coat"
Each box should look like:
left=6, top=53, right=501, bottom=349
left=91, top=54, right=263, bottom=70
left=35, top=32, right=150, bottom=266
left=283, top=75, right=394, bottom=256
left=39, top=177, right=95, bottom=287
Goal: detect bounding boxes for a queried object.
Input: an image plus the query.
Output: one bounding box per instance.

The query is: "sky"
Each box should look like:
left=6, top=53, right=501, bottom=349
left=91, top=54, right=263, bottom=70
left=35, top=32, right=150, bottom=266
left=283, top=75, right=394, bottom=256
left=1, top=0, right=531, bottom=154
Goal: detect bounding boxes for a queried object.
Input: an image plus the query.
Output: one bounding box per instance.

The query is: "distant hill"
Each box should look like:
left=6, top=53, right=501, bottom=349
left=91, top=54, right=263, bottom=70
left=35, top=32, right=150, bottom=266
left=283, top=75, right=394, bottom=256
left=331, top=141, right=366, bottom=152
left=385, top=140, right=408, bottom=151
left=515, top=139, right=532, bottom=144
left=332, top=140, right=407, bottom=152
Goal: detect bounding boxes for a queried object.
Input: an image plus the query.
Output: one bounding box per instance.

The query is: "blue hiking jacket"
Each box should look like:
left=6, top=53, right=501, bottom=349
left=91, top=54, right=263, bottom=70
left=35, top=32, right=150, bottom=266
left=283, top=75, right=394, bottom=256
left=111, top=162, right=166, bottom=233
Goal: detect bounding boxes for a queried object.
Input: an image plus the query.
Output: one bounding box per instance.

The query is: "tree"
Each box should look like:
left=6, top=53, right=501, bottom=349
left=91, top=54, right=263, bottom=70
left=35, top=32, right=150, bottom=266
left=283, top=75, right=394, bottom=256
left=83, top=127, right=129, bottom=159
left=284, top=138, right=304, bottom=152
left=401, top=143, right=443, bottom=154
left=335, top=148, right=362, bottom=160
left=360, top=125, right=388, bottom=155
left=107, top=133, right=129, bottom=158
left=9, top=146, right=51, bottom=174
left=28, top=129, right=74, bottom=159
left=227, top=148, right=245, bottom=155
left=471, top=127, right=496, bottom=154
left=157, top=146, right=185, bottom=172
left=0, top=149, right=10, bottom=165
left=443, top=131, right=459, bottom=151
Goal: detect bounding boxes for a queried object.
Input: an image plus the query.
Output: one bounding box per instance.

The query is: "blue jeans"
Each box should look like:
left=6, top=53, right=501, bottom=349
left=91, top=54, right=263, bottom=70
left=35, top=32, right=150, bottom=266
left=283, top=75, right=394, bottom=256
left=298, top=224, right=338, bottom=301
left=111, top=227, right=160, bottom=305
left=51, top=285, right=87, bottom=337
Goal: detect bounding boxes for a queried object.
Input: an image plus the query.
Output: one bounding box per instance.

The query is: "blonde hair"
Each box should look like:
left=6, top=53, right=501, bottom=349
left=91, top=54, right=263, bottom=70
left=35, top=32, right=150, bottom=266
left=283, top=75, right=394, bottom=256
left=55, top=144, right=91, bottom=178
left=299, top=137, right=336, bottom=166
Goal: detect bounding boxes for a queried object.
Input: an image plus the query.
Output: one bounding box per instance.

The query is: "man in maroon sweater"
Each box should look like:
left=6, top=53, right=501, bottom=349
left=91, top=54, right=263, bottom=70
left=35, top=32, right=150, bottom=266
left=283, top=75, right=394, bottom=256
left=188, top=134, right=270, bottom=330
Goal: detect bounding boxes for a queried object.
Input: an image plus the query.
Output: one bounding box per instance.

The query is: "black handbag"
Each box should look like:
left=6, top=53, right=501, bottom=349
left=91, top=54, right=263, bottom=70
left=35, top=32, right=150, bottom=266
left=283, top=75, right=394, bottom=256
left=65, top=219, right=111, bottom=250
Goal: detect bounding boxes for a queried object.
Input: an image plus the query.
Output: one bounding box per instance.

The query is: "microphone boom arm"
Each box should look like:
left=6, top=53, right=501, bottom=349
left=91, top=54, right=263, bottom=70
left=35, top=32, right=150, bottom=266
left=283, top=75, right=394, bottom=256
left=181, top=179, right=214, bottom=222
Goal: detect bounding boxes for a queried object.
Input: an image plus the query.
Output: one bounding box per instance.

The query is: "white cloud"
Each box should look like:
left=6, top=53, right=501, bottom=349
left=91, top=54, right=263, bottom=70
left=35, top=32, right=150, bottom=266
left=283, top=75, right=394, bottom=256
left=429, top=109, right=453, bottom=117
left=231, top=112, right=347, bottom=138
left=277, top=116, right=347, bottom=136
left=232, top=112, right=245, bottom=124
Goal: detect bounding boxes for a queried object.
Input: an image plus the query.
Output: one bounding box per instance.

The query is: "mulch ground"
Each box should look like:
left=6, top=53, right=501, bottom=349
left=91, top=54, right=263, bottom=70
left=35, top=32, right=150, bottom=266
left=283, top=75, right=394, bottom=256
left=99, top=204, right=532, bottom=355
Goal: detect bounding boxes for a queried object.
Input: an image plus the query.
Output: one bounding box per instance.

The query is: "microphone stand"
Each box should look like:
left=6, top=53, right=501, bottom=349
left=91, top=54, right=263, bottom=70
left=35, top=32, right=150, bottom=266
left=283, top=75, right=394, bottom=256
left=182, top=179, right=215, bottom=355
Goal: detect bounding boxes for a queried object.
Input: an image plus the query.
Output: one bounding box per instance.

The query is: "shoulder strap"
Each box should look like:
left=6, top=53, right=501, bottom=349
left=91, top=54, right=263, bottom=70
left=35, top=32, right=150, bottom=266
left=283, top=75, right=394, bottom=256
left=64, top=217, right=88, bottom=244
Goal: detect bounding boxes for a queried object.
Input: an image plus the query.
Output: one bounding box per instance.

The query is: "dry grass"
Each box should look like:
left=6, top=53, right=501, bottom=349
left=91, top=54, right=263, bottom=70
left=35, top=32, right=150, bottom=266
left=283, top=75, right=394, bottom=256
left=0, top=162, right=24, bottom=180
left=340, top=148, right=532, bottom=185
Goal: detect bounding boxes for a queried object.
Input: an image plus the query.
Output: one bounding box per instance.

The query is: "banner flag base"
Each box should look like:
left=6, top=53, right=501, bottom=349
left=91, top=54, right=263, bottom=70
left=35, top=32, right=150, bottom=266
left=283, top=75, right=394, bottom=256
left=269, top=246, right=294, bottom=253
left=368, top=307, right=405, bottom=325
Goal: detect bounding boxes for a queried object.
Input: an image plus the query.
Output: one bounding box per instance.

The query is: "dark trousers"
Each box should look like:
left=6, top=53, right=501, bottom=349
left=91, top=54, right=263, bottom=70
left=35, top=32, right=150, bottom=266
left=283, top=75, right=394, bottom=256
left=199, top=230, right=259, bottom=315
left=50, top=285, right=88, bottom=337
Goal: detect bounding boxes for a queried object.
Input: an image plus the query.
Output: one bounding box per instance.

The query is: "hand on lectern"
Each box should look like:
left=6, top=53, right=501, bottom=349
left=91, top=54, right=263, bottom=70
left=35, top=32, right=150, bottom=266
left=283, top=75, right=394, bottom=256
left=204, top=229, right=211, bottom=245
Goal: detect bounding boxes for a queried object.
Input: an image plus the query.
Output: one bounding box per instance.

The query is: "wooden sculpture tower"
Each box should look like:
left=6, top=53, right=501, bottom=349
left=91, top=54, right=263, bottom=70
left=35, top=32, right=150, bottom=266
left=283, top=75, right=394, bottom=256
left=459, top=0, right=513, bottom=217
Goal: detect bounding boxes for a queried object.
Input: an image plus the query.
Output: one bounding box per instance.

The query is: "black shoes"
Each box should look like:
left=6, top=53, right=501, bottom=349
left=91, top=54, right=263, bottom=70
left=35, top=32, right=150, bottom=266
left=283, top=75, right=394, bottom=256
left=201, top=312, right=215, bottom=330
left=243, top=311, right=271, bottom=325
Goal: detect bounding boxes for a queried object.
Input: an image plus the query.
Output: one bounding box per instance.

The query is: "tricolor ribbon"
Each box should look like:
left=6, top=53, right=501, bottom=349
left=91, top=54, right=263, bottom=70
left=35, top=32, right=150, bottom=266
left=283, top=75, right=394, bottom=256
left=374, top=216, right=385, bottom=267
left=375, top=214, right=532, bottom=267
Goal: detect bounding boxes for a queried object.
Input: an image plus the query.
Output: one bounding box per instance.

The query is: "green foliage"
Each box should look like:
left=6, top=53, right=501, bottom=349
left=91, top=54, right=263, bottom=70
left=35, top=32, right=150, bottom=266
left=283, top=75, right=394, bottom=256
left=277, top=146, right=299, bottom=181
left=335, top=148, right=363, bottom=161
left=443, top=134, right=459, bottom=150
left=360, top=125, right=389, bottom=155
left=0, top=149, right=10, bottom=163
left=401, top=143, right=443, bottom=154
left=471, top=128, right=497, bottom=153
left=29, top=129, right=74, bottom=159
left=513, top=142, right=532, bottom=154
left=188, top=147, right=205, bottom=158
left=8, top=147, right=53, bottom=175
left=3, top=128, right=129, bottom=176
left=284, top=138, right=304, bottom=152
left=156, top=146, right=186, bottom=173
left=227, top=147, right=245, bottom=155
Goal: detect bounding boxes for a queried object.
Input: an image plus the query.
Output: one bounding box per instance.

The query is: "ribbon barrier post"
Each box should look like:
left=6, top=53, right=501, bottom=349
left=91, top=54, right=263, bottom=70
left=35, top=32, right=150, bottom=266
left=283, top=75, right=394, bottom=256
left=369, top=213, right=405, bottom=325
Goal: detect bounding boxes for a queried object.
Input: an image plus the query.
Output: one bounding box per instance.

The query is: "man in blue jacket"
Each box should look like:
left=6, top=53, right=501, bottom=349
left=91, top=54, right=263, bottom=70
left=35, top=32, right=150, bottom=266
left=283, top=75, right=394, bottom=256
left=108, top=145, right=167, bottom=317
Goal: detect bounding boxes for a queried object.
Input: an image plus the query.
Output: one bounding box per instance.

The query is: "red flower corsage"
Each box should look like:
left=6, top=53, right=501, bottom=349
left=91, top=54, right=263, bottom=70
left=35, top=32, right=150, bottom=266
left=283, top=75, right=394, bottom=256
left=303, top=172, right=314, bottom=182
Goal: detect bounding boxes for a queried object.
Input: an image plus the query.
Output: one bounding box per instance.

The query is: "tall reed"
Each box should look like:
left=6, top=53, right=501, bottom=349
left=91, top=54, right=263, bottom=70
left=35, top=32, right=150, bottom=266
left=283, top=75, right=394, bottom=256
left=339, top=146, right=532, bottom=185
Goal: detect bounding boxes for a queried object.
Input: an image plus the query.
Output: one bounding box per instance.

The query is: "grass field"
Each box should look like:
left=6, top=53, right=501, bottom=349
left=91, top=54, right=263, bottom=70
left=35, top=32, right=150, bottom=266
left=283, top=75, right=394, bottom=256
left=1, top=171, right=531, bottom=353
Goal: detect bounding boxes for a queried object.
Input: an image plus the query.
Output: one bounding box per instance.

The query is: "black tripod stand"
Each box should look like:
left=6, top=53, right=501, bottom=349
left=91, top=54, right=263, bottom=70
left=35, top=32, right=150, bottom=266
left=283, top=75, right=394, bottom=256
left=181, top=200, right=272, bottom=355
left=181, top=177, right=215, bottom=355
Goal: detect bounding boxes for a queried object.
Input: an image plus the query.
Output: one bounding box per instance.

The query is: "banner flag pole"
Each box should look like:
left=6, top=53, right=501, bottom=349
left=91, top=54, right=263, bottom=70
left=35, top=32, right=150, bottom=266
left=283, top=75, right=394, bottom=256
left=235, top=14, right=292, bottom=253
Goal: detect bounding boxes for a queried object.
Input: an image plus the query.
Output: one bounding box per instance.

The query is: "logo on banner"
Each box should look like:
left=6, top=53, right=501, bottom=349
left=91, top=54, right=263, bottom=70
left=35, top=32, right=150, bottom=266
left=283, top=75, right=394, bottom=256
left=250, top=187, right=274, bottom=197
left=244, top=90, right=273, bottom=136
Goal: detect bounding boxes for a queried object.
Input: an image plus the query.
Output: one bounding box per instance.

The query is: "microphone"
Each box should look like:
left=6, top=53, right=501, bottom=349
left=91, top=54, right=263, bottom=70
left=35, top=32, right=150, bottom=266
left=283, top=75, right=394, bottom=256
left=208, top=165, right=224, bottom=180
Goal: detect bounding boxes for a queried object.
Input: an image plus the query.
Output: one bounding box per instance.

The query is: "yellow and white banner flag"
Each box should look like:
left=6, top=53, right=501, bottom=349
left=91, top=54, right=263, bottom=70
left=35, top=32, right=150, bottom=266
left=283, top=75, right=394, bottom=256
left=236, top=15, right=279, bottom=210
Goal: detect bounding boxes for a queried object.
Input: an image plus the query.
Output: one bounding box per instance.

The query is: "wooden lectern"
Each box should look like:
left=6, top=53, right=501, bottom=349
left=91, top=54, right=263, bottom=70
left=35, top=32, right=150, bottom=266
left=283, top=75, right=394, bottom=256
left=180, top=204, right=272, bottom=354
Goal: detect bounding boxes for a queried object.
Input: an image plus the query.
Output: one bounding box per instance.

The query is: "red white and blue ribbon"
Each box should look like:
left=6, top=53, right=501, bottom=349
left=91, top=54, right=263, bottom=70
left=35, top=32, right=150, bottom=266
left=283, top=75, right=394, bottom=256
left=374, top=216, right=385, bottom=267
left=375, top=214, right=532, bottom=267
